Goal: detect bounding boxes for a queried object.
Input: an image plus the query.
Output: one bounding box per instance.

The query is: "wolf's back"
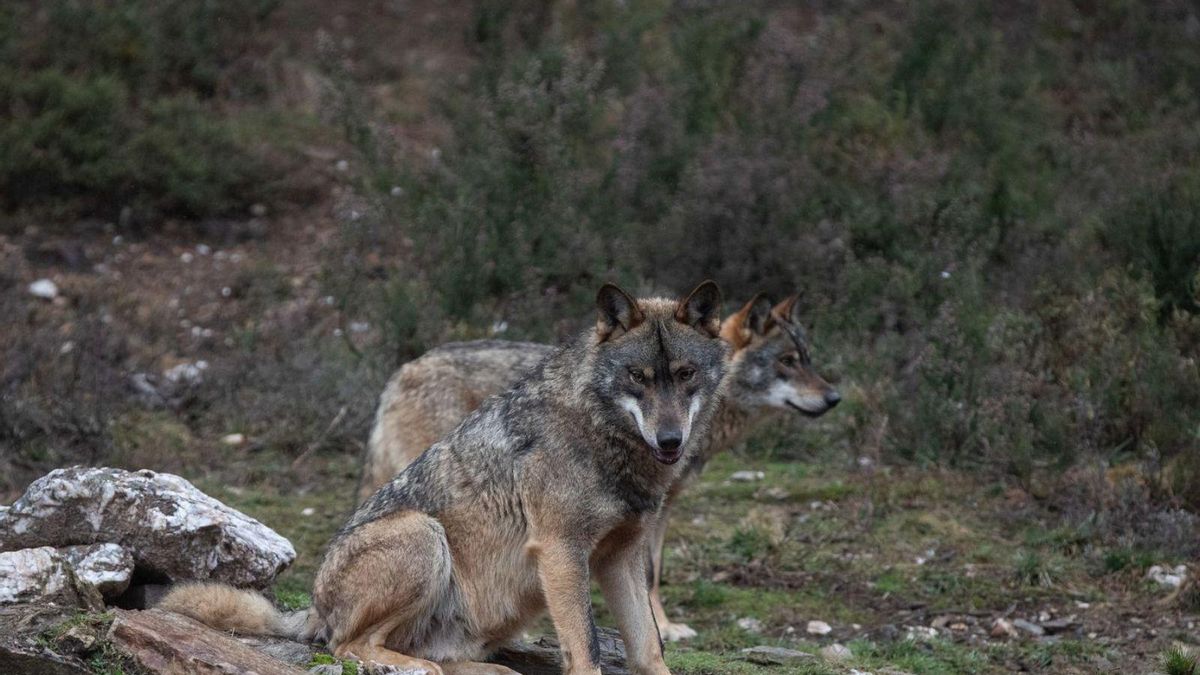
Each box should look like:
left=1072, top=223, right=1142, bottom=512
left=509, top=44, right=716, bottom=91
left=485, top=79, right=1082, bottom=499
left=359, top=340, right=554, bottom=502
left=158, top=582, right=323, bottom=641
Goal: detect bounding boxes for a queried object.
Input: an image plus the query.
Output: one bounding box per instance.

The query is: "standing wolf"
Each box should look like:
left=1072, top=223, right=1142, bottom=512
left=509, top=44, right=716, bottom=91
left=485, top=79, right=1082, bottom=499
left=359, top=293, right=840, bottom=640
left=162, top=282, right=729, bottom=675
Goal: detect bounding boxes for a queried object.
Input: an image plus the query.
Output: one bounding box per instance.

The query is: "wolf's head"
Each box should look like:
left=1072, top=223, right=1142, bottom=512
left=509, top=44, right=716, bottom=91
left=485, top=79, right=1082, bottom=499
left=719, top=293, right=840, bottom=418
left=591, top=281, right=729, bottom=465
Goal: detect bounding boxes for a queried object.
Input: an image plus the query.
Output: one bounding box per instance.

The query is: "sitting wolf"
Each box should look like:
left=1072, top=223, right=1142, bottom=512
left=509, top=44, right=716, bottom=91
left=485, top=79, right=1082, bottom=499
left=162, top=281, right=728, bottom=675
left=358, top=293, right=841, bottom=641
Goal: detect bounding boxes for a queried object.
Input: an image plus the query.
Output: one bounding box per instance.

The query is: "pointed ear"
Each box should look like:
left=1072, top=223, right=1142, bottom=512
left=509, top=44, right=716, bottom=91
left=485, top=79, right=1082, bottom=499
left=674, top=280, right=723, bottom=338
left=720, top=293, right=773, bottom=349
left=771, top=294, right=801, bottom=326
left=596, top=283, right=644, bottom=342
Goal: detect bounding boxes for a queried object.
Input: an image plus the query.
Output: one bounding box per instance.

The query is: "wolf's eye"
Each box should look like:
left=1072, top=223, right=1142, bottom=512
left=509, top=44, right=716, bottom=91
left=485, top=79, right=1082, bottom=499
left=677, top=367, right=696, bottom=382
left=779, top=353, right=798, bottom=368
left=629, top=369, right=647, bottom=385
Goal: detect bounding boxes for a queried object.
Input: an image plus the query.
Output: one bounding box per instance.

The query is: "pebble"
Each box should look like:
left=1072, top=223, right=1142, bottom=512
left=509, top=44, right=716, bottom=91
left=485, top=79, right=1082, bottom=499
left=740, top=646, right=814, bottom=665
left=807, top=620, right=832, bottom=635
left=1147, top=564, right=1188, bottom=588
left=730, top=471, right=765, bottom=482
left=737, top=617, right=763, bottom=633
left=221, top=434, right=246, bottom=446
left=819, top=643, right=852, bottom=662
left=28, top=278, right=59, bottom=299
left=1012, top=618, right=1045, bottom=636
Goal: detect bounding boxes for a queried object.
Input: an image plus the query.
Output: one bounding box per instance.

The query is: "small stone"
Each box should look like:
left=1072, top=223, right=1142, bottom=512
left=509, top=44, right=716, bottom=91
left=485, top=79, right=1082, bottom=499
left=28, top=279, right=59, bottom=300
left=309, top=665, right=342, bottom=675
left=196, top=244, right=212, bottom=256
left=1012, top=618, right=1045, bottom=636
left=1147, top=564, right=1188, bottom=588
left=740, top=646, right=815, bottom=665
left=222, top=433, right=247, bottom=446
left=56, top=623, right=99, bottom=655
left=819, top=643, right=852, bottom=662
left=335, top=159, right=350, bottom=172
left=730, top=471, right=765, bottom=482
left=737, top=617, right=763, bottom=633
left=764, top=487, right=789, bottom=500
left=250, top=203, right=269, bottom=217
left=990, top=618, right=1018, bottom=638
left=301, top=508, right=316, bottom=517
left=905, top=625, right=938, bottom=641
left=1041, top=617, right=1080, bottom=635
left=389, top=186, right=404, bottom=198
left=806, top=620, right=832, bottom=635
left=180, top=252, right=194, bottom=263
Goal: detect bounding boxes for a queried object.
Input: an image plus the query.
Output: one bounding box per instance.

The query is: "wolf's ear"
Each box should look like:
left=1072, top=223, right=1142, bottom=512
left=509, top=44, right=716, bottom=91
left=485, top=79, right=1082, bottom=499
left=596, top=283, right=645, bottom=342
left=675, top=280, right=723, bottom=338
left=721, top=293, right=772, bottom=349
left=771, top=294, right=802, bottom=326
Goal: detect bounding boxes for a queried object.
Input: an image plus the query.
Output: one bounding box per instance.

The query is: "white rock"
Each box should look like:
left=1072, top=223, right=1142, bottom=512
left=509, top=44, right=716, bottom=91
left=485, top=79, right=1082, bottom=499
left=28, top=278, right=59, bottom=300
left=196, top=244, right=212, bottom=256
left=1147, top=564, right=1188, bottom=588
left=301, top=507, right=316, bottom=517
left=222, top=433, right=246, bottom=446
left=737, top=616, right=763, bottom=633
left=905, top=625, right=939, bottom=641
left=61, top=543, right=134, bottom=597
left=807, top=620, right=832, bottom=635
left=163, top=360, right=209, bottom=385
left=730, top=470, right=765, bottom=482
left=740, top=646, right=814, bottom=665
left=181, top=252, right=194, bottom=263
left=819, top=643, right=852, bottom=662
left=0, top=467, right=295, bottom=588
left=0, top=547, right=100, bottom=608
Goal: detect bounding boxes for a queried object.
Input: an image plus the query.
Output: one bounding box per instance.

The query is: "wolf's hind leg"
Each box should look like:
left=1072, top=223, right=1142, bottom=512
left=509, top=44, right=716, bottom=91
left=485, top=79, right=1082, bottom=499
left=316, top=511, right=456, bottom=672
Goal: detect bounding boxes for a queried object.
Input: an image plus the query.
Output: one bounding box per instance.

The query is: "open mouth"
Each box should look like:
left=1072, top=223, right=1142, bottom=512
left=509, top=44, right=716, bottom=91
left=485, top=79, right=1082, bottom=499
left=786, top=401, right=828, bottom=418
left=652, top=446, right=684, bottom=465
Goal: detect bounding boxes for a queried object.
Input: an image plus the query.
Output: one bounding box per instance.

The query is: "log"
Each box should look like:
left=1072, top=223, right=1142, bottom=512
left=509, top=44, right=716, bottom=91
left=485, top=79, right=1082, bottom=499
left=109, top=608, right=305, bottom=675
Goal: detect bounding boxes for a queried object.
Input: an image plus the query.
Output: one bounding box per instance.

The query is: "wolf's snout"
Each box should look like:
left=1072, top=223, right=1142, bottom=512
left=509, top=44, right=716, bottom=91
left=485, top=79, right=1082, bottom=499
left=656, top=430, right=683, bottom=451
left=824, top=390, right=842, bottom=408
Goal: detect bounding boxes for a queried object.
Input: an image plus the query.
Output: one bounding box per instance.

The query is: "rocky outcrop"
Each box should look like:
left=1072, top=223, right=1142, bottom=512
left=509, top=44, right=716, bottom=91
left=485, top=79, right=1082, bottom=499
left=0, top=466, right=294, bottom=588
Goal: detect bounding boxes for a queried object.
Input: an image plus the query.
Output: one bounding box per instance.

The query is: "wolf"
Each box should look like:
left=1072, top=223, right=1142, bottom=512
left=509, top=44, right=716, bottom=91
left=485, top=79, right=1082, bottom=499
left=358, top=292, right=840, bottom=641
left=161, top=281, right=729, bottom=675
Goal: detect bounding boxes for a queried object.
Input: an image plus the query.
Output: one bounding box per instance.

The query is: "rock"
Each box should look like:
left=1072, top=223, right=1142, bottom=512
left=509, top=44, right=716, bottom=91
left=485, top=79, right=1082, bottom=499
left=492, top=628, right=629, bottom=674
left=221, top=433, right=247, bottom=446
left=110, top=608, right=305, bottom=674
left=741, top=646, right=815, bottom=665
left=737, top=616, right=763, bottom=633
left=990, top=618, right=1019, bottom=638
left=905, top=625, right=939, bottom=641
left=1148, top=564, right=1188, bottom=588
left=819, top=643, right=853, bottom=662
left=807, top=619, right=833, bottom=635
left=309, top=665, right=342, bottom=675
left=1012, top=618, right=1045, bottom=636
left=28, top=278, right=59, bottom=300
left=162, top=360, right=209, bottom=385
left=0, top=604, right=94, bottom=675
left=0, top=466, right=295, bottom=588
left=237, top=634, right=321, bottom=666
left=730, top=470, right=765, bottom=482
left=0, top=548, right=102, bottom=609
left=1041, top=617, right=1080, bottom=635
left=61, top=543, right=134, bottom=597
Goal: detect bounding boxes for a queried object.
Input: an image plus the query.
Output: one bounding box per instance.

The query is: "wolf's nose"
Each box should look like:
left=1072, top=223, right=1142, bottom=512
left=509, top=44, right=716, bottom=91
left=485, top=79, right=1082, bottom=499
left=824, top=390, right=842, bottom=408
left=657, top=431, right=683, bottom=451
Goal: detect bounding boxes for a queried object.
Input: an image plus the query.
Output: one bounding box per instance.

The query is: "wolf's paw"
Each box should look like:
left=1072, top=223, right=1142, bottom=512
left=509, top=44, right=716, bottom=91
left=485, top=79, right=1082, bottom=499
left=660, top=621, right=697, bottom=641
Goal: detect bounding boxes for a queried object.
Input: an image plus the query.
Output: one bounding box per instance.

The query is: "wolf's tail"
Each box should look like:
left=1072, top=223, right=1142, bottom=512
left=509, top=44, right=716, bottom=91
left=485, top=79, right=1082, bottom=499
left=157, top=582, right=322, bottom=641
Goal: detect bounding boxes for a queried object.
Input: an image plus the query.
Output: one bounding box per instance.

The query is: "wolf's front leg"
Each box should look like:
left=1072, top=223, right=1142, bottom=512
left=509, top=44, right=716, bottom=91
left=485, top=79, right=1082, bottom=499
left=597, top=538, right=671, bottom=675
left=534, top=539, right=602, bottom=675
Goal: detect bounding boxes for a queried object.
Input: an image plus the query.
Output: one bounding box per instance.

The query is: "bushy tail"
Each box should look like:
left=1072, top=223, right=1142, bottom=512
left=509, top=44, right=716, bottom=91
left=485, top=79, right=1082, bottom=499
left=157, top=581, right=322, bottom=641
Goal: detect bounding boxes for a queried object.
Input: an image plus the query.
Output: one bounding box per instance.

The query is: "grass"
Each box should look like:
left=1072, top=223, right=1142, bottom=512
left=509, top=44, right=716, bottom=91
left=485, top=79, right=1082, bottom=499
left=196, top=447, right=1164, bottom=674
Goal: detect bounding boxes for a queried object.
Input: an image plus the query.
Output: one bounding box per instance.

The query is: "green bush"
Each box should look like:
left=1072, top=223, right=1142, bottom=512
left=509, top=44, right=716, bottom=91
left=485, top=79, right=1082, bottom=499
left=0, top=0, right=277, bottom=224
